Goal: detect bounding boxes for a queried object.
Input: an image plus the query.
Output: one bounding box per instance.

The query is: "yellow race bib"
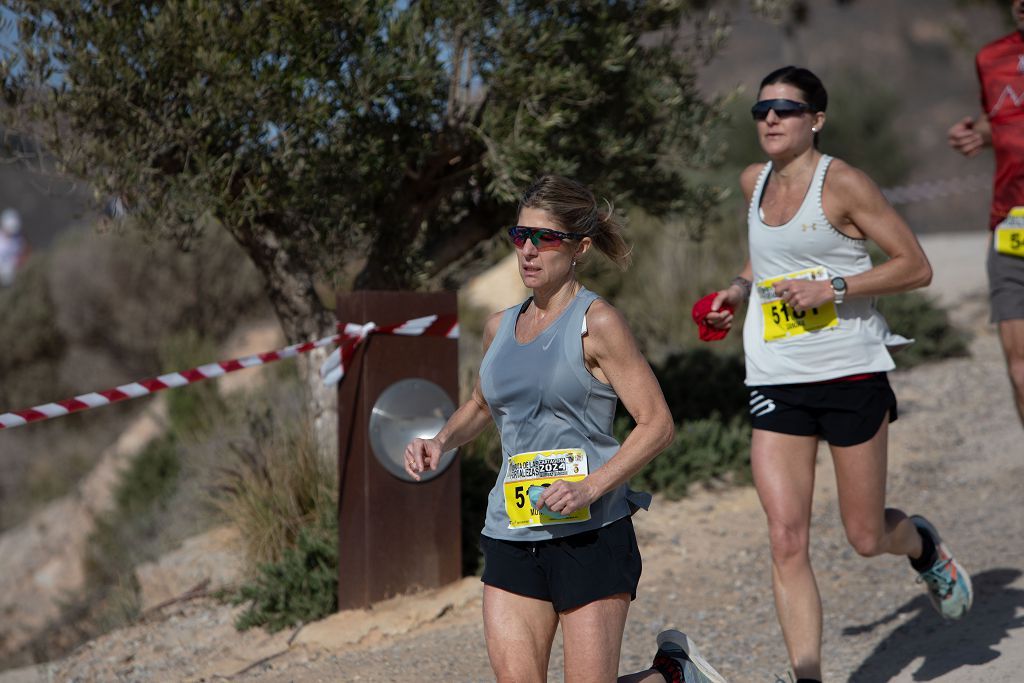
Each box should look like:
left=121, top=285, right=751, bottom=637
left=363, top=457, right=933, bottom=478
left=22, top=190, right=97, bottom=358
left=994, top=207, right=1024, bottom=258
left=757, top=266, right=839, bottom=342
left=503, top=449, right=590, bottom=529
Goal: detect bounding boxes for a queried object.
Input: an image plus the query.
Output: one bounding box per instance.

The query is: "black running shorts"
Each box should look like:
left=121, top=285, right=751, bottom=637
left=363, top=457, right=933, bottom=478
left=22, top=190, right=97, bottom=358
left=479, top=515, right=642, bottom=613
left=748, top=373, right=898, bottom=447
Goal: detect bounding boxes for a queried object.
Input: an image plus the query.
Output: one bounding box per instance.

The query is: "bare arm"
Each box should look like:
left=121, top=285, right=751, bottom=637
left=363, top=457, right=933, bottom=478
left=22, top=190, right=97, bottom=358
left=834, top=164, right=932, bottom=296
left=403, top=311, right=500, bottom=481
left=778, top=161, right=932, bottom=312
left=537, top=300, right=674, bottom=516
left=705, top=163, right=762, bottom=329
left=948, top=114, right=991, bottom=157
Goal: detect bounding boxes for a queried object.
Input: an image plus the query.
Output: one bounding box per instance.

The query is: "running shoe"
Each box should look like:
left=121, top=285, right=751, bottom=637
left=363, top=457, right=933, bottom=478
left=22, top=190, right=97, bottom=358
left=911, top=514, right=973, bottom=620
left=652, top=629, right=728, bottom=683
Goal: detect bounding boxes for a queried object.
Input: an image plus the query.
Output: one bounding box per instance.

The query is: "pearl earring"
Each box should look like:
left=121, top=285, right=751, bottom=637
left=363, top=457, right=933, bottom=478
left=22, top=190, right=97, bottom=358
left=811, top=127, right=818, bottom=132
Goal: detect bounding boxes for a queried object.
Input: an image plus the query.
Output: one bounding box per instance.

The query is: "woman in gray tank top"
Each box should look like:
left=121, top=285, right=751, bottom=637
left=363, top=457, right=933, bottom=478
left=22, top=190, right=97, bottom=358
left=404, top=176, right=727, bottom=683
left=703, top=67, right=973, bottom=683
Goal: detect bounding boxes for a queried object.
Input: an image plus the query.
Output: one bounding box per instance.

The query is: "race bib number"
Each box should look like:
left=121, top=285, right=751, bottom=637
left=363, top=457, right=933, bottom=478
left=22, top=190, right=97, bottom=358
left=503, top=448, right=590, bottom=529
left=994, top=207, right=1024, bottom=258
left=757, top=266, right=839, bottom=342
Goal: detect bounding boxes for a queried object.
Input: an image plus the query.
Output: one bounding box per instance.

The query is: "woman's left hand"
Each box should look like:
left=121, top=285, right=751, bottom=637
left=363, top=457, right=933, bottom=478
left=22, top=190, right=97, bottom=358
left=535, top=478, right=598, bottom=516
left=773, top=278, right=834, bottom=312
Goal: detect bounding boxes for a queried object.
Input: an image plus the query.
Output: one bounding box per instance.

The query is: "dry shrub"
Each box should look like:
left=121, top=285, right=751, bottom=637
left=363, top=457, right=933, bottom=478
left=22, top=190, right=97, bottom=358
left=204, top=398, right=336, bottom=568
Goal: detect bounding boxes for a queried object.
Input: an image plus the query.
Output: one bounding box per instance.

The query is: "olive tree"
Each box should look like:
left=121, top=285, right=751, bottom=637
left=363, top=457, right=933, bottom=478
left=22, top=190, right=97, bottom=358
left=1, top=1, right=727, bottom=455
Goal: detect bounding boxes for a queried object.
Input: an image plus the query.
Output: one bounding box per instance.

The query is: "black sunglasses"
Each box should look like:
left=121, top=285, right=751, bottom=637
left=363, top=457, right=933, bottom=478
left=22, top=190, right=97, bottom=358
left=751, top=99, right=813, bottom=121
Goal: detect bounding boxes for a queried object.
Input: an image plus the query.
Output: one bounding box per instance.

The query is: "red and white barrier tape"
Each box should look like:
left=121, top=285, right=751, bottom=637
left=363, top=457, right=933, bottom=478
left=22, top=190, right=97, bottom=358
left=0, top=313, right=459, bottom=430
left=318, top=314, right=459, bottom=387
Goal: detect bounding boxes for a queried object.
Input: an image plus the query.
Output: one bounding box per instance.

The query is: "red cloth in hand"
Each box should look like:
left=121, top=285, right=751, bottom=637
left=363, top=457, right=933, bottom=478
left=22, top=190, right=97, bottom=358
left=691, top=292, right=734, bottom=342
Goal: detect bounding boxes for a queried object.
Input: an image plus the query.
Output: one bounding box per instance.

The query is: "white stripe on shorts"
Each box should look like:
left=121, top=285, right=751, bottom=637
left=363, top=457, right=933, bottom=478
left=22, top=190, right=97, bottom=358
left=749, top=390, right=777, bottom=416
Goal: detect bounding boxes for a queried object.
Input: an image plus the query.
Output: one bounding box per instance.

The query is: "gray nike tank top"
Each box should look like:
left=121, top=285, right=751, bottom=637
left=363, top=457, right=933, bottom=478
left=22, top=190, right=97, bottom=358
left=478, top=287, right=651, bottom=541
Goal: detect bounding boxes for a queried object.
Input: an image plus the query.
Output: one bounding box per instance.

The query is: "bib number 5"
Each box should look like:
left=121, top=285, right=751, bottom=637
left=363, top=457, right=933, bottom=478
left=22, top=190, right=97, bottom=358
left=503, top=449, right=589, bottom=529
left=757, top=266, right=839, bottom=342
left=995, top=207, right=1024, bottom=258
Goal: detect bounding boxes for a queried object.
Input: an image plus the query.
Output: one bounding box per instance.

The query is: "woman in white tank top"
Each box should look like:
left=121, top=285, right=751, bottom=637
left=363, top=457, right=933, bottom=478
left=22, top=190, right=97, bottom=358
left=704, top=67, right=973, bottom=683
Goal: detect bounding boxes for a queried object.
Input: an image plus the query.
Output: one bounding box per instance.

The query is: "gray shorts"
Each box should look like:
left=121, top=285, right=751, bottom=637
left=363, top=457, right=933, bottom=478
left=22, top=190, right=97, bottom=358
left=987, top=241, right=1024, bottom=323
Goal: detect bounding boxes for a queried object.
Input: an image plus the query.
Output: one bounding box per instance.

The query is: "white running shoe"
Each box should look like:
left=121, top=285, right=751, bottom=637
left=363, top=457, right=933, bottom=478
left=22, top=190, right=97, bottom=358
left=652, top=629, right=728, bottom=683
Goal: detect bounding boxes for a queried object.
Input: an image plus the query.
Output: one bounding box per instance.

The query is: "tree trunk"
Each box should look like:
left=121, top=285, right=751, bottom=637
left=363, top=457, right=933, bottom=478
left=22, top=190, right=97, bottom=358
left=297, top=347, right=339, bottom=477
left=241, top=228, right=338, bottom=469
left=354, top=229, right=414, bottom=290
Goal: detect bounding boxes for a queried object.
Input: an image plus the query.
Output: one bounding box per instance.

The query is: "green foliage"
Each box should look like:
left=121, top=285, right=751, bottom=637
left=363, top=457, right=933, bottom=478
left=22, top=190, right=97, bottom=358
left=86, top=434, right=182, bottom=587
left=458, top=425, right=502, bottom=576
left=652, top=349, right=749, bottom=422
left=2, top=0, right=728, bottom=342
left=877, top=291, right=971, bottom=368
left=629, top=415, right=752, bottom=500
left=112, top=435, right=181, bottom=518
left=232, top=509, right=338, bottom=632
left=614, top=349, right=751, bottom=500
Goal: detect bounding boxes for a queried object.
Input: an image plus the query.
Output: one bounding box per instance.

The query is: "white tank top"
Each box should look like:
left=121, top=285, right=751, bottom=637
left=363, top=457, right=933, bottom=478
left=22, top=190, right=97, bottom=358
left=742, top=155, right=912, bottom=386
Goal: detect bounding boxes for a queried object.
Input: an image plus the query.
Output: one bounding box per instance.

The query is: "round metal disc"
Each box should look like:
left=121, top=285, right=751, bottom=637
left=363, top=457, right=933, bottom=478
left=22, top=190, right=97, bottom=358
left=369, top=378, right=457, bottom=482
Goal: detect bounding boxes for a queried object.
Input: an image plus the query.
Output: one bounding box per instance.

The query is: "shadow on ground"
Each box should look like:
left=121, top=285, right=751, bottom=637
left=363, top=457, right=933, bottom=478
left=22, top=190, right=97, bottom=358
left=843, top=568, right=1024, bottom=682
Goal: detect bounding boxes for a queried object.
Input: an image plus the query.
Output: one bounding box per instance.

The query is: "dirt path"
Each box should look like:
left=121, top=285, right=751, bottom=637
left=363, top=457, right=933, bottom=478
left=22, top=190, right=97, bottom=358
left=5, top=233, right=1022, bottom=683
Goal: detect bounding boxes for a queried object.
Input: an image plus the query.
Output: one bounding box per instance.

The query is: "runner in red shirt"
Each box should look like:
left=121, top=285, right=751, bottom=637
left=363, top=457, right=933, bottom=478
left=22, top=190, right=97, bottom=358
left=948, top=0, right=1024, bottom=427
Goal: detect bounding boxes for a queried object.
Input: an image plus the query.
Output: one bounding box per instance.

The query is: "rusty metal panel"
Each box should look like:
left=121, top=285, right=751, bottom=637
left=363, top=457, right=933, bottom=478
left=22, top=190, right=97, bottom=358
left=336, top=291, right=461, bottom=610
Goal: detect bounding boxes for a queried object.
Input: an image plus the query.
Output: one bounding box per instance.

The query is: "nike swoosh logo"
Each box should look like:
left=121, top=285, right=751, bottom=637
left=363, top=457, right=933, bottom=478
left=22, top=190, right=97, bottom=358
left=542, top=335, right=556, bottom=350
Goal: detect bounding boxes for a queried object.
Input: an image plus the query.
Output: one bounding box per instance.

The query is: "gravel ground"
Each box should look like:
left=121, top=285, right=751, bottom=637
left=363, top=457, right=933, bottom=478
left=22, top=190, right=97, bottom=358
left=5, top=234, right=1022, bottom=683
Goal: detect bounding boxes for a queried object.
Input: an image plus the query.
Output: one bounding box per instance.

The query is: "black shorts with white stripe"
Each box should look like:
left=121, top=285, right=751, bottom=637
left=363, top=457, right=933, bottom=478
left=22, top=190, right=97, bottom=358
left=748, top=373, right=897, bottom=447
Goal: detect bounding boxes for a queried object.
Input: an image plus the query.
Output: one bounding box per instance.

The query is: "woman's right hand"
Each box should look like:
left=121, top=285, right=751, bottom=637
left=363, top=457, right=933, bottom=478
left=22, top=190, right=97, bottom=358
left=948, top=116, right=985, bottom=157
left=404, top=437, right=444, bottom=481
left=704, top=287, right=743, bottom=330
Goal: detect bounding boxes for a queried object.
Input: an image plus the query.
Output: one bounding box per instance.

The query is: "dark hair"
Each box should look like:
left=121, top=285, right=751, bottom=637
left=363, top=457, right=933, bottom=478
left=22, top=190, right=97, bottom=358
left=518, top=175, right=631, bottom=269
left=759, top=66, right=828, bottom=113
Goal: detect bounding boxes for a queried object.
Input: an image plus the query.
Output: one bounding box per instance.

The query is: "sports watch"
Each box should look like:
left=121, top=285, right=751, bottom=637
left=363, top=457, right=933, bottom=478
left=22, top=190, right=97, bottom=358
left=830, top=276, right=847, bottom=305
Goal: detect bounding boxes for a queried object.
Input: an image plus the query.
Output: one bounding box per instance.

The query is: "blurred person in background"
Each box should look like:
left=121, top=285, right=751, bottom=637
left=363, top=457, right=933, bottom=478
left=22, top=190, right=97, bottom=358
left=705, top=66, right=973, bottom=683
left=948, top=0, right=1024, bottom=427
left=0, top=208, right=28, bottom=287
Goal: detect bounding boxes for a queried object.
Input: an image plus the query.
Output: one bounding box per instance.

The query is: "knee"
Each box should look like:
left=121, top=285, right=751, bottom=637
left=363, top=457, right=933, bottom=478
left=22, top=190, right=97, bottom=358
left=488, top=643, right=545, bottom=683
left=767, top=521, right=810, bottom=565
left=845, top=525, right=885, bottom=558
left=1007, top=357, right=1024, bottom=394
left=492, top=661, right=543, bottom=683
